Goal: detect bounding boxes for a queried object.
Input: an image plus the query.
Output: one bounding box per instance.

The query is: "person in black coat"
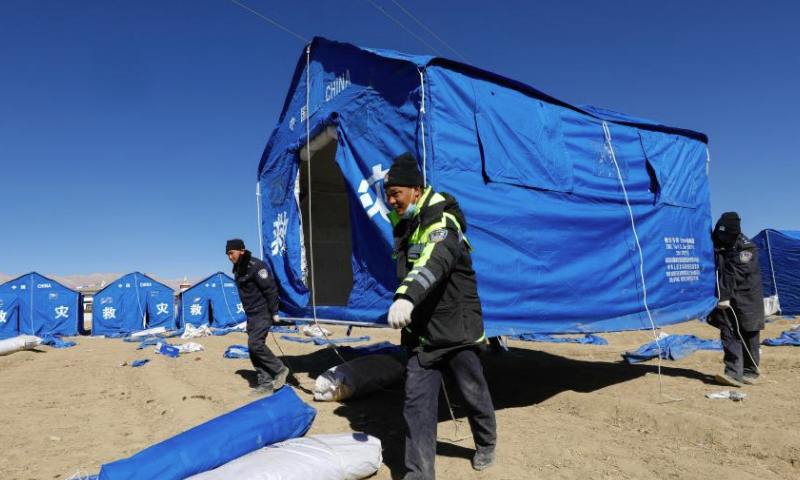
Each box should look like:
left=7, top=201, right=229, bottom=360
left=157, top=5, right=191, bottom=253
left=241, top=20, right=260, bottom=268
left=383, top=153, right=497, bottom=480
left=709, top=212, right=765, bottom=387
left=226, top=238, right=289, bottom=395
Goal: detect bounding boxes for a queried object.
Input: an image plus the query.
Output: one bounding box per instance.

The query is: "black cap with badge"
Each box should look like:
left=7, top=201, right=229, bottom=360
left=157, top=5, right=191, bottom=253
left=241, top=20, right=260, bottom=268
left=383, top=152, right=424, bottom=189
left=713, top=212, right=741, bottom=247
left=226, top=238, right=245, bottom=253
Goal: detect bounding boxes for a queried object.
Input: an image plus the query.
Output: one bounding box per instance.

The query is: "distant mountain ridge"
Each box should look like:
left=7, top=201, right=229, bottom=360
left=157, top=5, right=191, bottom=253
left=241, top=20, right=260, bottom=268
left=0, top=272, right=200, bottom=292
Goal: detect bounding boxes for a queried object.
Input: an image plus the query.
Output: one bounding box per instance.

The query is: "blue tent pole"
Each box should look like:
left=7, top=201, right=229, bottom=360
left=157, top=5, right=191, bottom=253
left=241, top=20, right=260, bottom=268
left=134, top=273, right=145, bottom=329
left=29, top=274, right=34, bottom=335
left=256, top=181, right=264, bottom=260
left=218, top=272, right=235, bottom=325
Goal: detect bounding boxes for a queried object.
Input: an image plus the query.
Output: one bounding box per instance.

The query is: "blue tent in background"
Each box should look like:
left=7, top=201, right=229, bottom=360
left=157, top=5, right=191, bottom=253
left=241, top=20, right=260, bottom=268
left=91, top=272, right=175, bottom=336
left=177, top=272, right=246, bottom=328
left=257, top=37, right=716, bottom=336
left=0, top=272, right=82, bottom=339
left=752, top=229, right=800, bottom=314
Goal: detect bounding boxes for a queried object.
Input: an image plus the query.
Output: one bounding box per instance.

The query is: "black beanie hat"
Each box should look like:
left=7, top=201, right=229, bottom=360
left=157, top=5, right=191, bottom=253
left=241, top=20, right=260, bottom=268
left=226, top=238, right=245, bottom=253
left=383, top=152, right=423, bottom=188
left=714, top=212, right=741, bottom=236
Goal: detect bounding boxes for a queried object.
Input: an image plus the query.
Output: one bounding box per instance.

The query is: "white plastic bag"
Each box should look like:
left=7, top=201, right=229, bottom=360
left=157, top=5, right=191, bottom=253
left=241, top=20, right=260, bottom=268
left=0, top=335, right=41, bottom=356
left=130, top=326, right=167, bottom=338
left=303, top=325, right=332, bottom=338
left=314, top=354, right=404, bottom=402
left=186, top=433, right=382, bottom=480
left=177, top=342, right=204, bottom=354
left=182, top=323, right=212, bottom=339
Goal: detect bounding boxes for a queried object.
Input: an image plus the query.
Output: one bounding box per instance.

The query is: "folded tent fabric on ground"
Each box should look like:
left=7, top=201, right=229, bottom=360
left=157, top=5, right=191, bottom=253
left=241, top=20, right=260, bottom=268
left=257, top=37, right=716, bottom=336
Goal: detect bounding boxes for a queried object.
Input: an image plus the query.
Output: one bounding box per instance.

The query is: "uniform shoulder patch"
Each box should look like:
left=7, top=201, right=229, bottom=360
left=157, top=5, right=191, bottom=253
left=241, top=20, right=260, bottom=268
left=258, top=268, right=269, bottom=279
left=739, top=251, right=753, bottom=263
left=428, top=229, right=448, bottom=243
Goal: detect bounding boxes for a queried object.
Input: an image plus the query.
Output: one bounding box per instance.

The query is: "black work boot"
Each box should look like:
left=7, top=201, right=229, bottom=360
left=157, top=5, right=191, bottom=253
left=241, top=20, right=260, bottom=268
left=249, top=383, right=274, bottom=396
left=472, top=446, right=496, bottom=471
left=272, top=366, right=290, bottom=391
left=742, top=374, right=760, bottom=385
left=714, top=372, right=743, bottom=388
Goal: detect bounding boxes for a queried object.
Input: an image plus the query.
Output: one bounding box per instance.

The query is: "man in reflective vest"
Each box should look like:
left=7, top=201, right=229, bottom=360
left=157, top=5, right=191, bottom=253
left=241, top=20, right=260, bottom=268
left=383, top=152, right=497, bottom=480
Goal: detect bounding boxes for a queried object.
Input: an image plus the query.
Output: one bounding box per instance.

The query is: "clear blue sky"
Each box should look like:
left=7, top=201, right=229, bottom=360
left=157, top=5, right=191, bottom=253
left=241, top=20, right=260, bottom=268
left=1, top=0, right=798, bottom=279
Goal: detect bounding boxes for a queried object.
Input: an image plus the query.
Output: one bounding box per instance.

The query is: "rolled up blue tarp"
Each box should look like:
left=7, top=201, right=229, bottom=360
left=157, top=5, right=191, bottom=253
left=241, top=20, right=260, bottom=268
left=98, top=387, right=316, bottom=480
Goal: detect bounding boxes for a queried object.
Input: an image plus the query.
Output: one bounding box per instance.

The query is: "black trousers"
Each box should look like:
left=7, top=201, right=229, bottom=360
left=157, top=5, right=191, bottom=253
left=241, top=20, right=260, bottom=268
left=404, top=348, right=497, bottom=480
left=720, top=321, right=760, bottom=381
left=246, top=313, right=285, bottom=384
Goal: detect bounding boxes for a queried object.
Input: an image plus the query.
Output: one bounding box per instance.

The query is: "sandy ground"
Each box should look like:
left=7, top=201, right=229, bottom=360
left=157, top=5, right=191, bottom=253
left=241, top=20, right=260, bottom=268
left=2, top=315, right=800, bottom=480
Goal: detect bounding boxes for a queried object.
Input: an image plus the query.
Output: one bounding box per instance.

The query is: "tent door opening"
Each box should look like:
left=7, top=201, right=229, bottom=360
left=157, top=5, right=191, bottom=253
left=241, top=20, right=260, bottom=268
left=299, top=129, right=354, bottom=307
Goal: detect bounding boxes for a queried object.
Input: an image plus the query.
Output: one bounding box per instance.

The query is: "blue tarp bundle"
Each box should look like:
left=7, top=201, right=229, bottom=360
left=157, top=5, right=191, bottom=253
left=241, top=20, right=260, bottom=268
left=622, top=334, right=722, bottom=363
left=513, top=333, right=608, bottom=345
left=763, top=331, right=800, bottom=346
left=210, top=325, right=245, bottom=336
left=752, top=230, right=800, bottom=314
left=92, top=272, right=176, bottom=336
left=97, top=387, right=316, bottom=480
left=177, top=272, right=246, bottom=329
left=258, top=37, right=716, bottom=336
left=135, top=337, right=163, bottom=349
left=224, top=344, right=249, bottom=358
left=279, top=334, right=371, bottom=345
left=40, top=336, right=77, bottom=348
left=271, top=325, right=300, bottom=334
left=0, top=272, right=82, bottom=339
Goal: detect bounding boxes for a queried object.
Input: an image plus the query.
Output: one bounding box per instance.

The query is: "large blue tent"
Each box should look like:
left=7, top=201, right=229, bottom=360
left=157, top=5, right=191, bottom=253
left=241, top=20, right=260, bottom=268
left=257, top=37, right=716, bottom=336
left=752, top=229, right=800, bottom=314
left=0, top=272, right=82, bottom=339
left=91, top=272, right=175, bottom=336
left=177, top=272, right=246, bottom=328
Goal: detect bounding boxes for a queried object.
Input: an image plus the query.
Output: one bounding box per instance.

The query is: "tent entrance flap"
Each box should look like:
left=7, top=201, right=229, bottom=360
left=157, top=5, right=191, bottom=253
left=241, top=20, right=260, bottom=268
left=299, top=137, right=353, bottom=307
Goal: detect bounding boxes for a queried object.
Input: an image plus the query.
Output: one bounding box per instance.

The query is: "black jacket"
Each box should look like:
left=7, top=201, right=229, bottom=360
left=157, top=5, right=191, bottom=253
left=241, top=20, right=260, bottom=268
left=390, top=187, right=485, bottom=366
left=233, top=250, right=280, bottom=318
left=710, top=234, right=765, bottom=331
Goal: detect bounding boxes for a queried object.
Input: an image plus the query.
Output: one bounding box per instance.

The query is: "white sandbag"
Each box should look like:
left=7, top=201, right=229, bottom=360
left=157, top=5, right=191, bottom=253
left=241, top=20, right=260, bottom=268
left=303, top=324, right=332, bottom=338
left=314, top=354, right=404, bottom=402
left=187, top=433, right=382, bottom=480
left=0, top=335, right=42, bottom=356
left=182, top=323, right=212, bottom=339
left=763, top=295, right=781, bottom=316
left=129, top=326, right=167, bottom=338
left=177, top=342, right=204, bottom=353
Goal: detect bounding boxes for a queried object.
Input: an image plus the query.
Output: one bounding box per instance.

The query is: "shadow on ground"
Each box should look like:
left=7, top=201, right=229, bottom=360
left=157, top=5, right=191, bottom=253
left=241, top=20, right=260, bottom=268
left=259, top=344, right=717, bottom=478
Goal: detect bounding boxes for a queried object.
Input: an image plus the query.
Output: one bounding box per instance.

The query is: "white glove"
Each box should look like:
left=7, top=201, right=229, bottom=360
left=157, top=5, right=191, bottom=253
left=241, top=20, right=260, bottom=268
left=388, top=299, right=414, bottom=329
left=272, top=314, right=280, bottom=323
left=717, top=300, right=731, bottom=310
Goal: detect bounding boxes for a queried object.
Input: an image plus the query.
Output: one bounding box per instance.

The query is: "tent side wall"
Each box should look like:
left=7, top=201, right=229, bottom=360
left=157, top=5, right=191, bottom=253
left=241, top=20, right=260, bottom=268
left=423, top=65, right=716, bottom=334
left=753, top=230, right=800, bottom=314
left=258, top=39, right=424, bottom=322
left=0, top=273, right=80, bottom=337
left=92, top=272, right=175, bottom=335
left=179, top=273, right=245, bottom=328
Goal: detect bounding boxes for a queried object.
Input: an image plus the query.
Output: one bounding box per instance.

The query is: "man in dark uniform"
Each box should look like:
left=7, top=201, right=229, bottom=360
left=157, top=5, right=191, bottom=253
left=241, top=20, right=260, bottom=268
left=226, top=239, right=289, bottom=395
left=709, top=212, right=765, bottom=387
left=383, top=152, right=497, bottom=480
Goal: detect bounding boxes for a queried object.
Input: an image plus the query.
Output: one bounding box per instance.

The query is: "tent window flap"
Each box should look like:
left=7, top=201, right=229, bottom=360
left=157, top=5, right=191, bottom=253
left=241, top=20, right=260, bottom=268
left=474, top=83, right=573, bottom=193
